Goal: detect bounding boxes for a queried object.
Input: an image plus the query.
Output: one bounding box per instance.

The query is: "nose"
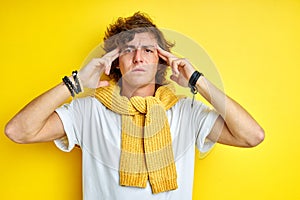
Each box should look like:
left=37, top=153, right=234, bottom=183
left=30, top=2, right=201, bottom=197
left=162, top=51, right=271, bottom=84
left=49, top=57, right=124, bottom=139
left=133, top=48, right=144, bottom=64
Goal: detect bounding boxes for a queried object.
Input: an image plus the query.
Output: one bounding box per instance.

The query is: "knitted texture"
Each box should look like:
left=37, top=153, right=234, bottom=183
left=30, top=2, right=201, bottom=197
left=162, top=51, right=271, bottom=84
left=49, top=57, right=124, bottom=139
left=95, top=80, right=181, bottom=194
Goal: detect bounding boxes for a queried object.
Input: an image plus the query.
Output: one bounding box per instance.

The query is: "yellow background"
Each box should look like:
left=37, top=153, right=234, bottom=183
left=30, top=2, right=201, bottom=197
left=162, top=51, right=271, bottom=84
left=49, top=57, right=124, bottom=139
left=1, top=0, right=299, bottom=199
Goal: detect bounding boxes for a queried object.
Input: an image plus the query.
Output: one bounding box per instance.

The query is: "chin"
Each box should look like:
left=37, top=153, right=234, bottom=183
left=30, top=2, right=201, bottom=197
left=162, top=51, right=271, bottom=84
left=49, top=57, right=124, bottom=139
left=123, top=78, right=155, bottom=90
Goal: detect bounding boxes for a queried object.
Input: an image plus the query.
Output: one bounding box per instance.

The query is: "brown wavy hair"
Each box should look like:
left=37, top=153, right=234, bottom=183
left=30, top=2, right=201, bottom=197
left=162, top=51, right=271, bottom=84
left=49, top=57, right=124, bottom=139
left=103, top=12, right=174, bottom=86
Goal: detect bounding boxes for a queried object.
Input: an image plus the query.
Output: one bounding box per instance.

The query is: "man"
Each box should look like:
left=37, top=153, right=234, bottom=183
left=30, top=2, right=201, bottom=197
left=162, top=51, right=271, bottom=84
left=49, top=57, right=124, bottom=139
left=5, top=12, right=264, bottom=200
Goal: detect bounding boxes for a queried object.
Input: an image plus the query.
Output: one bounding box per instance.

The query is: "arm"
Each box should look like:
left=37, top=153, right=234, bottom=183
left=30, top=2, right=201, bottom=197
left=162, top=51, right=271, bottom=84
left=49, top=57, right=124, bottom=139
left=157, top=46, right=264, bottom=147
left=5, top=83, right=71, bottom=143
left=5, top=49, right=119, bottom=144
left=196, top=76, right=264, bottom=147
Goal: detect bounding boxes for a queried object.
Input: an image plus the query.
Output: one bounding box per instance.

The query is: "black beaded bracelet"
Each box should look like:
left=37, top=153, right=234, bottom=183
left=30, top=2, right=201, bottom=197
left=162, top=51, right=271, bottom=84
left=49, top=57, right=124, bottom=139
left=62, top=71, right=83, bottom=97
left=62, top=76, right=75, bottom=97
left=188, top=71, right=203, bottom=107
left=72, top=70, right=82, bottom=93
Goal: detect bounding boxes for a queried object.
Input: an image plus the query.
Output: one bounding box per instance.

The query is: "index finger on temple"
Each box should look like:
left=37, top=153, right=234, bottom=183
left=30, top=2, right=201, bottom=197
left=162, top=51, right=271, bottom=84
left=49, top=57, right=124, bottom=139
left=156, top=45, right=175, bottom=59
left=105, top=48, right=120, bottom=60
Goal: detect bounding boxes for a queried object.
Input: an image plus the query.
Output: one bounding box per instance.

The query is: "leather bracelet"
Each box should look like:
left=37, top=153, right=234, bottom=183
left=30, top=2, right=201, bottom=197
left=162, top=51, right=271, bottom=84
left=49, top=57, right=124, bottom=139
left=188, top=71, right=203, bottom=94
left=188, top=71, right=203, bottom=107
left=62, top=71, right=83, bottom=97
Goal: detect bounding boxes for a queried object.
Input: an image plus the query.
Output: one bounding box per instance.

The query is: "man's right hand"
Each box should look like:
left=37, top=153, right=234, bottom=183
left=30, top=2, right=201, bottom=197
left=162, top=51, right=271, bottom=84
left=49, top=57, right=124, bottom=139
left=78, top=48, right=119, bottom=88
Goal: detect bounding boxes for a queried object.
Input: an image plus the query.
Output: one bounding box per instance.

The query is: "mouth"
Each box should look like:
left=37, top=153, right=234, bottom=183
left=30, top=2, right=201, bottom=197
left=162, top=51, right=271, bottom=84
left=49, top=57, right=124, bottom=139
left=131, top=67, right=146, bottom=72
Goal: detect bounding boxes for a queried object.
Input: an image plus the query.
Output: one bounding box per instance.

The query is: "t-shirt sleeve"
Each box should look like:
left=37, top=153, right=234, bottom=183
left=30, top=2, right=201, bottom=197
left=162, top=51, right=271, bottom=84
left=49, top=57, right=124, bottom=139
left=194, top=105, right=219, bottom=154
left=177, top=98, right=219, bottom=153
left=190, top=100, right=219, bottom=154
left=54, top=100, right=82, bottom=152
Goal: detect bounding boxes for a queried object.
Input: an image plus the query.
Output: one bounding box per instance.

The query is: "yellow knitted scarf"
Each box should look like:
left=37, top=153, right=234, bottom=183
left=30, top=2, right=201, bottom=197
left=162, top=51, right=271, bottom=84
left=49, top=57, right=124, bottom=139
left=95, top=80, right=181, bottom=194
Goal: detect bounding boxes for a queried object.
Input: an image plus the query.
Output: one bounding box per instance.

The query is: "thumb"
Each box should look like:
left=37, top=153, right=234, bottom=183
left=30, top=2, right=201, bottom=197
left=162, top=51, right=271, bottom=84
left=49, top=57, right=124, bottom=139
left=170, top=75, right=178, bottom=83
left=97, top=80, right=110, bottom=88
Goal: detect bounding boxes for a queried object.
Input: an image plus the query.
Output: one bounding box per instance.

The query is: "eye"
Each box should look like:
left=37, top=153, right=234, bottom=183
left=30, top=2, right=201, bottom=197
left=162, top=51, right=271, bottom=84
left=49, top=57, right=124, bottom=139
left=121, top=47, right=134, bottom=54
left=144, top=48, right=154, bottom=53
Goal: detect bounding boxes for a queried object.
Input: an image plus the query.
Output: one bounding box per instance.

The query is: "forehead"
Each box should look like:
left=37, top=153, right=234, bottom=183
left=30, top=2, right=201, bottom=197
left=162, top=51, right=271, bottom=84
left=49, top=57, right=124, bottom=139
left=126, top=32, right=157, bottom=46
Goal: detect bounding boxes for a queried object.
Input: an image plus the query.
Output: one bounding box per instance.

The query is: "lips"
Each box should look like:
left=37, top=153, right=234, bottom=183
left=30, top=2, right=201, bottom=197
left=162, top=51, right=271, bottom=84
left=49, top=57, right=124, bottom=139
left=131, top=67, right=146, bottom=72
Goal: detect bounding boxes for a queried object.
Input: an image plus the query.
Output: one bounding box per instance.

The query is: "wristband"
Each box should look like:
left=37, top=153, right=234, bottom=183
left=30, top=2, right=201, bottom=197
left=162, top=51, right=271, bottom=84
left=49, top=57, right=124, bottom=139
left=188, top=71, right=203, bottom=93
left=62, top=71, right=83, bottom=97
left=62, top=76, right=75, bottom=97
left=188, top=71, right=203, bottom=107
left=72, top=70, right=82, bottom=93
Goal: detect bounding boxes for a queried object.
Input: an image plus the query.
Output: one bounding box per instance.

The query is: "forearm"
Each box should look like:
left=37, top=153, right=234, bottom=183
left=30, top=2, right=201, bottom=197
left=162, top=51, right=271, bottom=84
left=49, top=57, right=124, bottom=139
left=5, top=81, right=71, bottom=142
left=196, top=76, right=264, bottom=147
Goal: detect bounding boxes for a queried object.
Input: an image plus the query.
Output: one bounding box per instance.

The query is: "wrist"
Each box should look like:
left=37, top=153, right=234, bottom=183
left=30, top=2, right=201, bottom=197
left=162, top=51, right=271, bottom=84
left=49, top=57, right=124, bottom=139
left=188, top=71, right=203, bottom=93
left=62, top=70, right=83, bottom=97
left=188, top=70, right=203, bottom=107
left=195, top=75, right=206, bottom=90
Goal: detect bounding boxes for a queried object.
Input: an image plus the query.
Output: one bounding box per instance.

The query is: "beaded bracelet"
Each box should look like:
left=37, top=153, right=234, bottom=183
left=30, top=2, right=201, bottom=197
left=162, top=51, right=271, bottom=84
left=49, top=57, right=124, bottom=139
left=62, top=76, right=76, bottom=97
left=188, top=71, right=203, bottom=107
left=62, top=71, right=83, bottom=97
left=72, top=70, right=82, bottom=93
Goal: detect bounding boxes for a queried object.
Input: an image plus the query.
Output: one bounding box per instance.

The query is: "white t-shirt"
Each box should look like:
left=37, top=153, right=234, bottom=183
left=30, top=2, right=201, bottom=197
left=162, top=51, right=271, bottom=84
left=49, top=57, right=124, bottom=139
left=54, top=97, right=219, bottom=200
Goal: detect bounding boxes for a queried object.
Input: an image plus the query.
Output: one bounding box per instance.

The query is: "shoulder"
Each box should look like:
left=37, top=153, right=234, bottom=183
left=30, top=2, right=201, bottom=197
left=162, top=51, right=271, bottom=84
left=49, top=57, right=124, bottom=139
left=172, top=97, right=206, bottom=111
left=169, top=97, right=216, bottom=119
left=61, top=96, right=106, bottom=113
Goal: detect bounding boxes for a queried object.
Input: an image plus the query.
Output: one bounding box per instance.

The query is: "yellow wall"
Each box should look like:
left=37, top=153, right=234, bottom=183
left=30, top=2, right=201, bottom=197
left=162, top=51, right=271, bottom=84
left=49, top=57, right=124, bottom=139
left=1, top=0, right=299, bottom=199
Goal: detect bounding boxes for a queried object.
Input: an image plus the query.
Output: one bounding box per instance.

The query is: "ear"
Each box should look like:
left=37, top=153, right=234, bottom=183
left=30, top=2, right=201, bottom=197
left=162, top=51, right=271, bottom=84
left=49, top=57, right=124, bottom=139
left=157, top=64, right=161, bottom=70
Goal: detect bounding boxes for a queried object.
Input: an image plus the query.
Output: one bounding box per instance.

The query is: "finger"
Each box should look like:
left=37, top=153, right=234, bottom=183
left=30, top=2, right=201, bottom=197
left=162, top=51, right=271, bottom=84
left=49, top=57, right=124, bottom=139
left=170, top=74, right=178, bottom=83
left=157, top=49, right=168, bottom=61
left=97, top=80, right=110, bottom=88
left=103, top=59, right=112, bottom=75
left=158, top=53, right=168, bottom=62
left=96, top=59, right=108, bottom=69
left=156, top=45, right=177, bottom=64
left=156, top=45, right=175, bottom=58
left=94, top=58, right=109, bottom=76
left=170, top=59, right=181, bottom=75
left=104, top=48, right=120, bottom=75
left=105, top=69, right=110, bottom=75
left=104, top=48, right=120, bottom=61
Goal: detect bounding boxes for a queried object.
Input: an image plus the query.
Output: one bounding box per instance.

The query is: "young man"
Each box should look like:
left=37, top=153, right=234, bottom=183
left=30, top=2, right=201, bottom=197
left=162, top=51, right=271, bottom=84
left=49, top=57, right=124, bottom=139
left=5, top=12, right=264, bottom=200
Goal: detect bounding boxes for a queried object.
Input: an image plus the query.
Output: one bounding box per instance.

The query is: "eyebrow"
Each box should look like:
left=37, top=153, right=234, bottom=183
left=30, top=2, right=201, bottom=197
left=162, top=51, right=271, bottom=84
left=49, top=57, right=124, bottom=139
left=123, top=45, right=156, bottom=49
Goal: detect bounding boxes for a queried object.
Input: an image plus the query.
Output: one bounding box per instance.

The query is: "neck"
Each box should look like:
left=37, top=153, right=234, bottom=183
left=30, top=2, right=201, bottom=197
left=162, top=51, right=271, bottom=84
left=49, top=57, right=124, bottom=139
left=121, top=83, right=156, bottom=98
